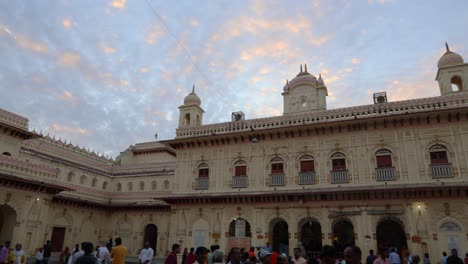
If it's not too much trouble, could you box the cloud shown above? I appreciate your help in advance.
[99,43,117,54]
[139,67,149,74]
[109,0,126,9]
[57,51,81,67]
[56,91,80,106]
[0,24,13,37]
[16,34,48,53]
[62,19,72,28]
[146,23,165,45]
[49,123,90,135]
[351,58,361,65]
[307,35,330,46]
[189,18,200,27]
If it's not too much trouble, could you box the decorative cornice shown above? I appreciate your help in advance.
[0,108,29,129]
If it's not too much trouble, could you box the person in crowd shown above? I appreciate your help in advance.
[292,248,307,264]
[187,248,196,264]
[194,247,208,264]
[60,247,71,264]
[72,245,80,256]
[265,243,272,253]
[367,250,378,264]
[447,249,463,264]
[182,248,189,264]
[71,243,85,264]
[442,253,448,264]
[213,250,224,264]
[228,247,242,264]
[6,243,26,264]
[423,253,430,264]
[258,249,273,264]
[463,254,468,264]
[76,242,97,264]
[42,241,51,264]
[165,244,180,264]
[0,241,11,264]
[35,248,43,264]
[409,254,421,264]
[277,254,288,264]
[344,246,362,264]
[320,245,337,264]
[248,247,256,259]
[374,248,390,264]
[110,238,127,264]
[389,248,401,264]
[139,242,154,264]
[208,246,216,264]
[96,243,111,264]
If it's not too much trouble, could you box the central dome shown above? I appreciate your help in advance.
[283,65,317,91]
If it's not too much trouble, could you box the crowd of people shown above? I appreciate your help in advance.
[1,239,468,264]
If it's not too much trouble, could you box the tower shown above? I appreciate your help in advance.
[282,64,328,115]
[436,43,468,95]
[178,85,204,128]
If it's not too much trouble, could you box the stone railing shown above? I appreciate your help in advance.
[269,174,285,186]
[176,93,468,138]
[232,175,248,188]
[331,170,349,183]
[195,178,209,190]
[0,108,29,129]
[375,167,396,181]
[298,171,316,185]
[430,164,453,178]
[0,155,57,178]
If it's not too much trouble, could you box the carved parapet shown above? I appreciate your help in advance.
[0,155,57,178]
[0,108,29,129]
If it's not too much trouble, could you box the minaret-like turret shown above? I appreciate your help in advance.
[178,85,204,128]
[436,43,468,95]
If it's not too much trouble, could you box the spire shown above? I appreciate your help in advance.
[319,73,322,79]
[192,84,195,93]
[445,42,450,52]
[300,64,303,72]
[304,64,308,73]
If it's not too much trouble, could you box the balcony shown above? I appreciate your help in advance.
[298,171,317,185]
[269,174,285,186]
[375,167,396,181]
[195,178,209,190]
[430,164,453,178]
[330,170,349,183]
[232,175,248,188]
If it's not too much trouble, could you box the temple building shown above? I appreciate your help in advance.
[1,45,468,261]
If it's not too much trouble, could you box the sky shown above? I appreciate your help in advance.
[0,0,467,157]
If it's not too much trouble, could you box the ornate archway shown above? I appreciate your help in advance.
[376,218,407,251]
[144,224,158,251]
[269,218,289,254]
[0,204,17,243]
[299,219,322,257]
[228,218,251,237]
[332,219,355,253]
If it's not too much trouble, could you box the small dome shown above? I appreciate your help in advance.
[183,86,201,106]
[283,65,317,91]
[438,44,464,68]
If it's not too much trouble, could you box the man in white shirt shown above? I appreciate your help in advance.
[139,242,154,264]
[389,248,401,264]
[97,244,111,264]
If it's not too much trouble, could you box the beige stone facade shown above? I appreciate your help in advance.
[1,46,468,262]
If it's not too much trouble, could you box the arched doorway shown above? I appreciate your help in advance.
[0,204,16,243]
[193,218,209,249]
[144,224,158,251]
[270,218,289,254]
[299,219,322,259]
[228,218,251,237]
[332,219,355,254]
[376,218,407,251]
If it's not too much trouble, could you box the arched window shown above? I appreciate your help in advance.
[271,157,284,174]
[429,144,449,164]
[117,183,122,192]
[91,178,97,187]
[67,172,74,182]
[234,160,247,176]
[185,113,191,126]
[228,218,252,237]
[140,181,145,191]
[198,163,209,178]
[2,152,11,156]
[331,152,346,171]
[196,115,200,125]
[164,180,170,190]
[102,181,108,190]
[451,76,463,92]
[299,155,315,172]
[80,175,87,185]
[152,181,157,190]
[440,222,462,231]
[128,182,133,191]
[375,149,392,168]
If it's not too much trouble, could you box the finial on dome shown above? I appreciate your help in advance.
[192,84,195,93]
[304,64,308,73]
[445,42,450,52]
[319,73,322,79]
[300,64,303,72]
